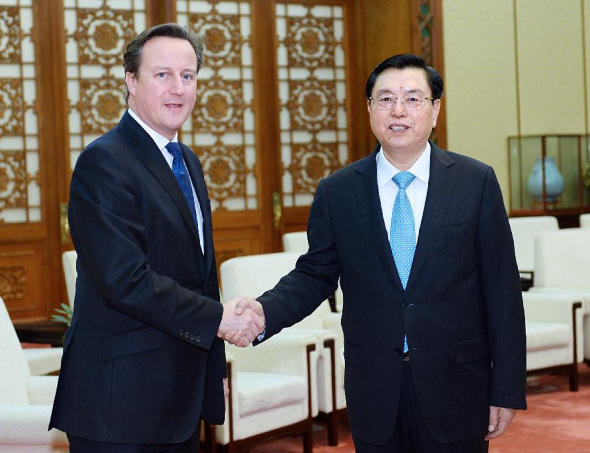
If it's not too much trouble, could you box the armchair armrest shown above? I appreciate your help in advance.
[227,332,318,375]
[0,405,68,446]
[523,292,584,323]
[27,376,59,406]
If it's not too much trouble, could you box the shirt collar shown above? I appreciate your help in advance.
[376,142,431,188]
[128,108,178,151]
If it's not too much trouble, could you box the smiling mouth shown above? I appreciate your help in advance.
[390,125,408,132]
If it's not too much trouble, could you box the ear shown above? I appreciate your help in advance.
[431,98,441,128]
[125,72,137,97]
[366,98,372,115]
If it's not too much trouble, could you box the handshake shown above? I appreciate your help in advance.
[217,297,266,347]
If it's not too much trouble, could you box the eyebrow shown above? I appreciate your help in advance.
[375,88,425,95]
[151,65,197,74]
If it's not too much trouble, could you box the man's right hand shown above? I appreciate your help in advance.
[218,297,265,347]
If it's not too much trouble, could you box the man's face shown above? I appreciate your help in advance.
[367,67,440,161]
[126,36,198,140]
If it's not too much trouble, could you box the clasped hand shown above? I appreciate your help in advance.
[217,297,265,347]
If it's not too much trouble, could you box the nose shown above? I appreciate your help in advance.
[390,98,407,117]
[169,75,185,95]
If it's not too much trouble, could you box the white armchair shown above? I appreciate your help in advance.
[523,292,584,391]
[220,252,346,446]
[580,213,590,229]
[2,299,62,377]
[531,228,590,364]
[508,215,558,281]
[0,296,68,451]
[62,250,77,309]
[204,333,318,453]
[282,231,343,311]
[282,231,309,254]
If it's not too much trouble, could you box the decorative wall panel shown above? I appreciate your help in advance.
[177,0,258,212]
[276,2,349,208]
[64,0,146,170]
[0,0,41,223]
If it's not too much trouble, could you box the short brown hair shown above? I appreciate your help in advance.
[123,23,204,101]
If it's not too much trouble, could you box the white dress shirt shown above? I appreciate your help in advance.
[128,108,205,252]
[376,142,431,242]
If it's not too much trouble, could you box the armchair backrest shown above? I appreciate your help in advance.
[0,296,31,405]
[62,250,77,308]
[220,252,329,330]
[508,216,559,272]
[221,252,300,299]
[534,228,590,292]
[282,232,308,253]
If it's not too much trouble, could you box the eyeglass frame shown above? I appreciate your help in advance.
[368,94,438,111]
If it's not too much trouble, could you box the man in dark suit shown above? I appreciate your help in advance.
[233,54,527,452]
[49,24,264,452]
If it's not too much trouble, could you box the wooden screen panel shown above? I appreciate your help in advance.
[177,0,258,213]
[0,1,41,224]
[64,0,147,171]
[276,1,350,209]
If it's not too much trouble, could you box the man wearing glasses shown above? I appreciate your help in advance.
[231,54,527,452]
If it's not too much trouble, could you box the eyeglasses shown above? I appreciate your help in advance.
[369,94,436,111]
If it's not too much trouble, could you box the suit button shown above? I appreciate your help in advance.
[195,336,201,343]
[179,330,184,336]
[185,332,190,339]
[190,335,195,341]
[402,303,415,310]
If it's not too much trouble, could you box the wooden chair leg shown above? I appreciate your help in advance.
[327,410,338,446]
[569,364,579,391]
[303,428,313,453]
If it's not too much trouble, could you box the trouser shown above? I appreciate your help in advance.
[353,361,489,453]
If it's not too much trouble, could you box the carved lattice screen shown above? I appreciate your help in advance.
[177,0,258,212]
[276,2,349,208]
[64,0,147,171]
[0,1,40,223]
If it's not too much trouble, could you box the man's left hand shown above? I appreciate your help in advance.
[485,406,516,440]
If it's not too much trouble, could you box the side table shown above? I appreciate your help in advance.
[13,320,68,347]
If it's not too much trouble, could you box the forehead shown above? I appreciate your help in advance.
[140,36,197,67]
[373,67,430,95]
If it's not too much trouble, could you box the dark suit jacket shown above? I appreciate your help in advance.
[258,143,527,445]
[49,112,226,444]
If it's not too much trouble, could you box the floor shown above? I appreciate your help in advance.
[246,364,590,452]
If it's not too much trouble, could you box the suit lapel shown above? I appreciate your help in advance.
[351,146,403,291]
[119,113,203,249]
[406,143,456,290]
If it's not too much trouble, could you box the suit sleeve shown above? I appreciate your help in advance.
[69,143,223,351]
[478,167,527,410]
[257,179,341,339]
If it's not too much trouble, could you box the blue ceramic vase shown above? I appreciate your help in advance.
[526,157,564,202]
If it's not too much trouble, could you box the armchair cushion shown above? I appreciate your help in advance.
[526,322,569,351]
[238,372,306,417]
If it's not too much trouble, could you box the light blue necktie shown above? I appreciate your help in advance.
[166,142,199,230]
[390,171,416,353]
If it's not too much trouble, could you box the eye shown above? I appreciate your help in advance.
[378,96,393,103]
[406,96,420,103]
[181,73,196,82]
[156,72,168,79]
